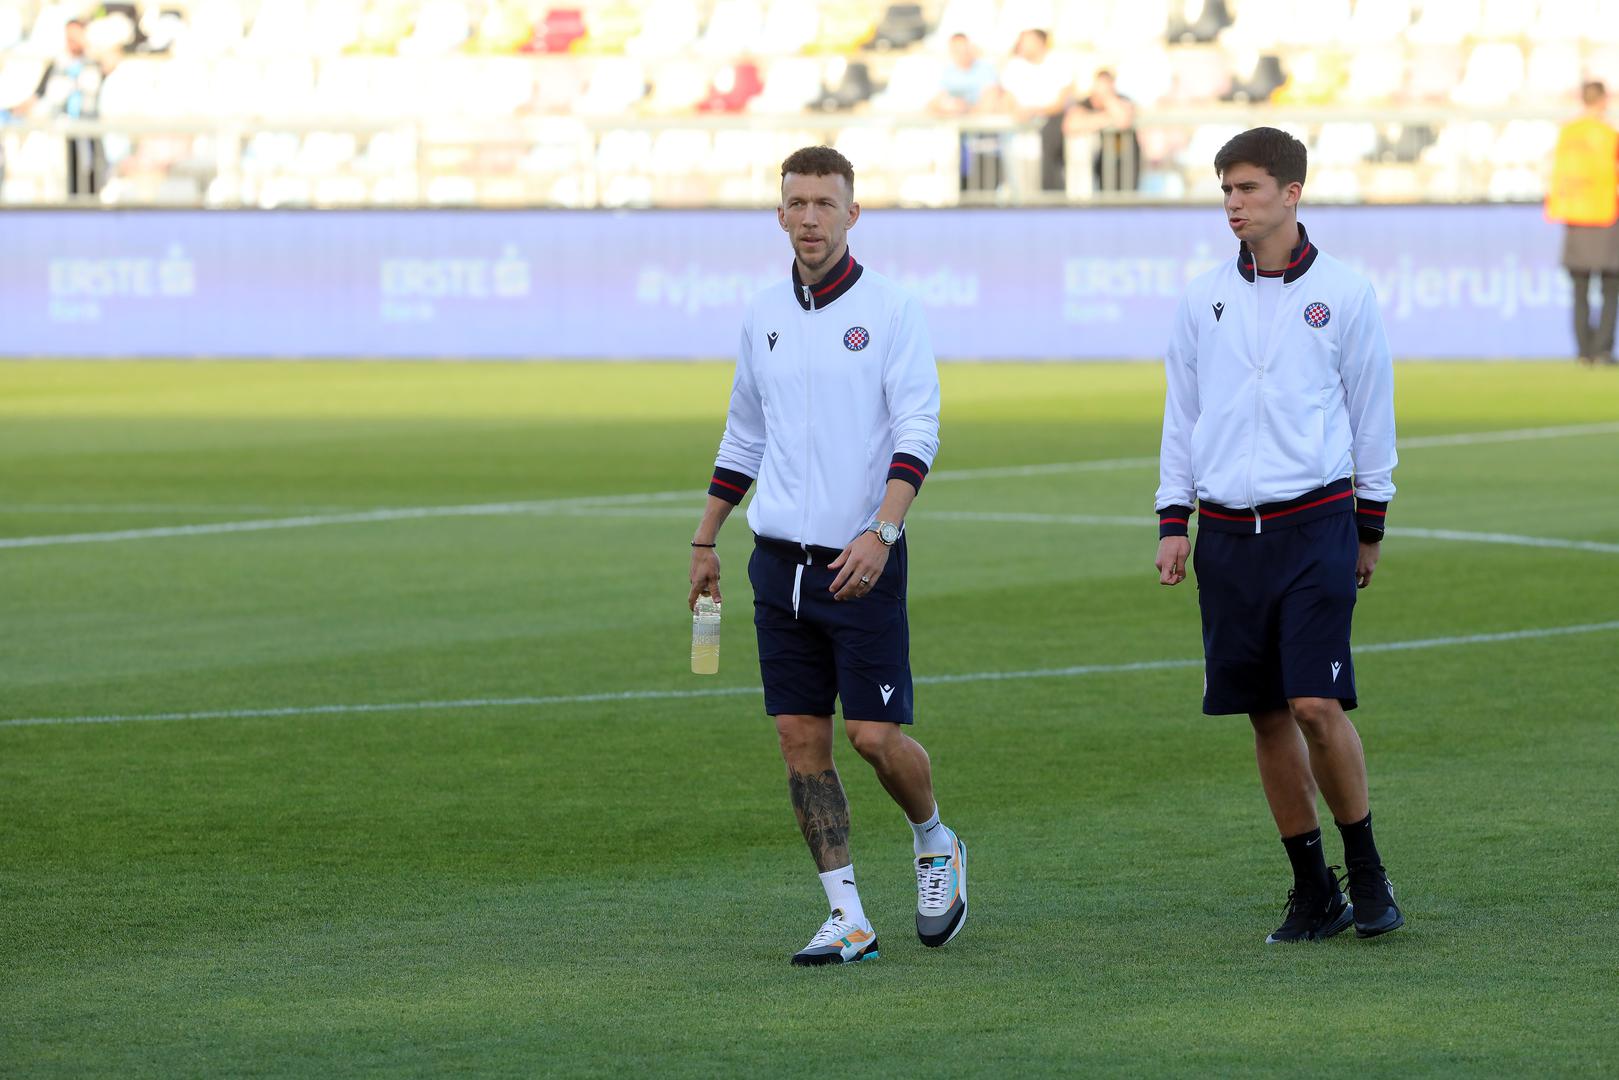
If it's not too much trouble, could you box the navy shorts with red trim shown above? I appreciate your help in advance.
[1193,508,1359,715]
[748,534,913,724]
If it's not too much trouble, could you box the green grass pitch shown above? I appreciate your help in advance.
[2,360,1617,1078]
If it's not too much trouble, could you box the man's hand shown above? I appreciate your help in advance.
[828,531,891,601]
[688,547,722,609]
[1155,536,1191,586]
[1356,541,1380,589]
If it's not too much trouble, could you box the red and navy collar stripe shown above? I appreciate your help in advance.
[792,248,863,311]
[1237,222,1317,284]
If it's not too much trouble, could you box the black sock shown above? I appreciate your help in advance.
[1336,811,1382,869]
[1281,827,1333,895]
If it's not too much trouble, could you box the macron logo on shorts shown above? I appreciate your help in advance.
[1331,661,1342,683]
[880,684,895,705]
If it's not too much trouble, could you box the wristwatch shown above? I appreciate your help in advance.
[868,520,901,546]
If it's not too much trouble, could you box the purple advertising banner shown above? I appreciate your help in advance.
[0,205,1571,359]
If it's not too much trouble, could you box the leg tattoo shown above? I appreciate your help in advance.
[787,768,851,872]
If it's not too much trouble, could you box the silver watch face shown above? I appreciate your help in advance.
[877,521,900,545]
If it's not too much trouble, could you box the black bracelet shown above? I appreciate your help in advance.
[691,542,716,548]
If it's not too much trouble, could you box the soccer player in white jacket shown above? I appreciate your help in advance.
[688,147,967,966]
[1154,128,1405,943]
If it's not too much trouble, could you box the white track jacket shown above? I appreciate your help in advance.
[1155,225,1397,539]
[708,250,941,551]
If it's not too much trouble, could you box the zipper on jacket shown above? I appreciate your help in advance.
[800,284,814,544]
[1248,362,1264,534]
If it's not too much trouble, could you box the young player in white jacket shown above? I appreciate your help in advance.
[1154,128,1405,943]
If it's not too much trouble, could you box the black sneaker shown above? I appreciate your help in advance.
[1265,869,1354,944]
[1347,863,1405,938]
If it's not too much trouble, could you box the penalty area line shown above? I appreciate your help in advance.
[4,620,1616,730]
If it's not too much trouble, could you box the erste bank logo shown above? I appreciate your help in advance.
[380,244,531,323]
[48,243,196,323]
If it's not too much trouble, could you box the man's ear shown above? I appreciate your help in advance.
[847,201,861,230]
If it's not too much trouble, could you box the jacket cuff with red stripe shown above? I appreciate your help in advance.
[1355,498,1388,543]
[1158,505,1193,539]
[708,466,754,505]
[888,453,929,491]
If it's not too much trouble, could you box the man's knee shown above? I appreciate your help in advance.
[844,718,900,762]
[776,714,833,767]
[1249,708,1294,740]
[1288,697,1345,741]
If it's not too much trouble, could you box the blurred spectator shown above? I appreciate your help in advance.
[16,19,110,196]
[930,32,999,115]
[999,28,1070,191]
[931,32,1002,193]
[1547,80,1619,365]
[1064,69,1140,192]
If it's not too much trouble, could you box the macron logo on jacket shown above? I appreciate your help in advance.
[707,250,942,551]
[1155,224,1397,541]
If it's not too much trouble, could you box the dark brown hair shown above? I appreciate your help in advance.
[1213,126,1308,189]
[780,146,855,197]
[1584,80,1608,105]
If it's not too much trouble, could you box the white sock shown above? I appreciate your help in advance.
[818,865,866,925]
[910,804,948,856]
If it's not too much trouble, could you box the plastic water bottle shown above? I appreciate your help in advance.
[691,593,721,675]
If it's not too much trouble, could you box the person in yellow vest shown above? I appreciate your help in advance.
[1547,81,1619,365]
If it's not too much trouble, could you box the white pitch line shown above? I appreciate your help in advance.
[5,619,1615,730]
[1397,420,1619,448]
[1392,527,1619,555]
[0,489,695,550]
[3,421,1615,551]
[1,503,358,515]
[922,511,1619,555]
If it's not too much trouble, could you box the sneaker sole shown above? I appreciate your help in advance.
[790,938,880,966]
[1355,910,1405,939]
[917,837,968,948]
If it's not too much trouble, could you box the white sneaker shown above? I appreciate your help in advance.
[790,908,880,966]
[915,827,968,947]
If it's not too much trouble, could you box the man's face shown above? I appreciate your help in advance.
[1016,31,1045,62]
[778,171,859,276]
[1220,162,1300,244]
[65,22,86,55]
[949,36,972,68]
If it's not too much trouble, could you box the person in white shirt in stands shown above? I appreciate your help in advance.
[688,146,968,967]
[1154,127,1406,945]
[998,28,1071,191]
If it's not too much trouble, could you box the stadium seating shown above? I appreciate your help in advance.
[0,0,1608,207]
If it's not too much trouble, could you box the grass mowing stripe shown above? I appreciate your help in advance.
[504,506,1619,556]
[5,420,1614,551]
[6,619,1615,731]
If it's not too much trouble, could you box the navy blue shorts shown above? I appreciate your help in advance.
[748,534,913,724]
[1193,511,1359,715]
